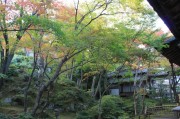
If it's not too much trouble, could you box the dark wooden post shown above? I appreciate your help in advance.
[170,62,179,105]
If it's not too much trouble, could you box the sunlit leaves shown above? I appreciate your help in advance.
[121,0,144,11]
[19,15,65,39]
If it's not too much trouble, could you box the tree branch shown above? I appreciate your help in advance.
[75,1,108,30]
[60,59,92,74]
[77,0,112,34]
[74,0,79,25]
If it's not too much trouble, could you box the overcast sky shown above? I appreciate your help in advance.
[60,0,170,33]
[156,18,169,33]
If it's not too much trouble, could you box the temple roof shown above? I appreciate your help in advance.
[147,0,180,39]
[147,0,180,66]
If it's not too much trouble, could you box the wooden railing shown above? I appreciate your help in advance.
[146,105,176,118]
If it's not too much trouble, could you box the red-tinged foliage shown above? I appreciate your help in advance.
[54,3,75,22]
[0,0,76,25]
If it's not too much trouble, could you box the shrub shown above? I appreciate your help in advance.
[0,113,13,119]
[51,79,94,111]
[122,97,134,116]
[12,94,34,106]
[76,95,129,119]
[0,73,8,79]
[76,111,92,119]
[17,113,34,119]
[144,98,157,107]
[6,68,19,77]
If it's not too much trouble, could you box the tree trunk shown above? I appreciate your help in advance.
[0,50,4,73]
[41,88,50,113]
[170,62,179,104]
[141,92,145,115]
[91,76,96,96]
[169,78,173,102]
[78,62,83,87]
[94,78,100,98]
[0,78,4,90]
[134,93,137,116]
[32,55,68,116]
[1,54,14,74]
[32,85,45,115]
[172,85,179,104]
[133,69,138,116]
[24,51,38,112]
[66,65,69,79]
[98,74,102,119]
[70,59,75,81]
[0,53,14,89]
[148,77,152,95]
[24,78,32,112]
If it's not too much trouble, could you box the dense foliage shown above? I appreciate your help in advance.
[76,95,129,119]
[51,79,94,111]
[0,0,173,118]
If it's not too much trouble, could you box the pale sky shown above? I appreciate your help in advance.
[144,0,170,33]
[60,0,170,33]
[156,18,170,33]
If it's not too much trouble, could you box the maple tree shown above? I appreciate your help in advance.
[0,0,171,118]
[0,0,65,88]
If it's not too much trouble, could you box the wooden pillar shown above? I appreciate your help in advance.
[170,61,179,105]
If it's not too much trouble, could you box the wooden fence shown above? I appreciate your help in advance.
[145,105,176,118]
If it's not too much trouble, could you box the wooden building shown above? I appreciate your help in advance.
[108,69,169,96]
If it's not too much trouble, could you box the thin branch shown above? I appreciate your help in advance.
[45,72,51,80]
[102,11,135,15]
[0,28,47,32]
[51,49,86,80]
[85,1,93,20]
[60,59,92,74]
[77,1,111,34]
[67,48,86,60]
[75,1,103,30]
[74,0,79,25]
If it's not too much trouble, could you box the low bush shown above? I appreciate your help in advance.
[51,79,94,111]
[0,113,13,119]
[76,95,129,119]
[17,113,34,119]
[12,94,34,106]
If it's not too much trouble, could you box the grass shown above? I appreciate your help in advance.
[61,112,76,119]
[0,76,76,119]
[0,106,76,119]
[0,106,23,117]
